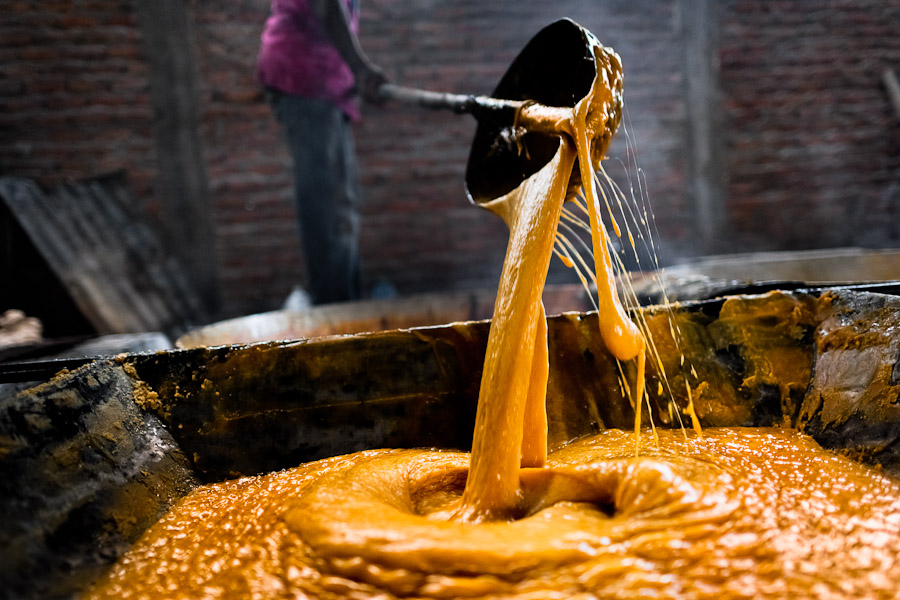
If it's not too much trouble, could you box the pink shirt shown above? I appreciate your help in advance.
[257,0,361,120]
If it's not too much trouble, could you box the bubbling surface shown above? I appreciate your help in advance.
[89,428,900,599]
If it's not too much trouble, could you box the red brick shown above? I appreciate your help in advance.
[4,0,900,319]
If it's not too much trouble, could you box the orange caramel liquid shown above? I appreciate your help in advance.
[89,428,900,599]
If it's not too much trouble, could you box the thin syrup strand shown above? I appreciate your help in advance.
[600,173,688,436]
[621,114,702,435]
[556,231,599,291]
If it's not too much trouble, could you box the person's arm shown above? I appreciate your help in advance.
[310,0,386,103]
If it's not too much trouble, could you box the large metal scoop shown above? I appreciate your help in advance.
[377,18,622,206]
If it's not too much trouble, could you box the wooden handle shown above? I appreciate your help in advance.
[884,69,900,122]
[377,83,520,118]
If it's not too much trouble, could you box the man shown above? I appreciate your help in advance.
[257,0,385,304]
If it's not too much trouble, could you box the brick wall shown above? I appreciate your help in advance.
[719,0,900,250]
[3,1,899,321]
[190,1,299,317]
[1,1,158,213]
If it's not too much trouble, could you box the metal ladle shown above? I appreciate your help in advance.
[376,18,622,207]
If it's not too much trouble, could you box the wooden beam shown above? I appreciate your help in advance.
[681,0,728,253]
[135,1,219,316]
[883,69,900,122]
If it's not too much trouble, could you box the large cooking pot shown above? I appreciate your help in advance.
[632,247,900,303]
[176,285,591,348]
[3,286,900,598]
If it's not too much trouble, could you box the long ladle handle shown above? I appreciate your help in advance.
[377,83,520,119]
[377,83,572,134]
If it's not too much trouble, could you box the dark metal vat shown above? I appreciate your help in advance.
[2,286,900,598]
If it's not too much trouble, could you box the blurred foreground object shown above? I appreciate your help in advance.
[0,310,42,349]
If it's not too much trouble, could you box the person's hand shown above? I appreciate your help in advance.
[354,62,389,105]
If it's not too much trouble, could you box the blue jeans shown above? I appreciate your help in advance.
[270,91,362,304]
